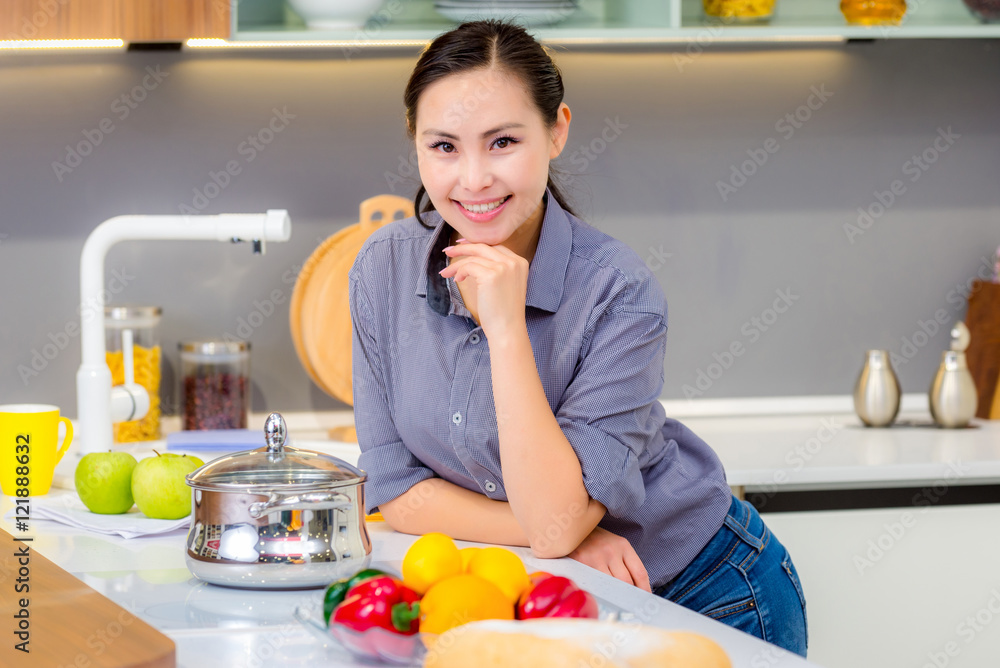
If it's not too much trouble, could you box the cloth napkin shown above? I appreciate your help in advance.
[5,494,189,539]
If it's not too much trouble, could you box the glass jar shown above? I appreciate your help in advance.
[840,0,907,25]
[703,0,776,22]
[180,340,250,430]
[961,0,1000,22]
[105,306,163,442]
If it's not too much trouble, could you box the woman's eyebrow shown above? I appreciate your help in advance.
[421,123,526,140]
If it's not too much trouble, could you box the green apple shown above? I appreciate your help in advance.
[75,451,138,514]
[131,452,204,520]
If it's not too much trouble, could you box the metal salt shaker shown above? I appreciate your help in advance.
[854,350,902,427]
[929,322,978,428]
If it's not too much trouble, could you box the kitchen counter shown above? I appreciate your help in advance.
[14,396,997,667]
[0,490,816,668]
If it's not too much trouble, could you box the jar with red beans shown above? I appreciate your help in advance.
[179,340,250,430]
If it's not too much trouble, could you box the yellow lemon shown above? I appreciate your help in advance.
[467,546,530,604]
[459,547,480,572]
[402,532,462,595]
[419,574,514,635]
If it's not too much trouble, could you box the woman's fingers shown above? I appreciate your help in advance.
[623,548,652,592]
[439,256,497,282]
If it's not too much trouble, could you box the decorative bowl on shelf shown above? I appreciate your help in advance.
[961,0,1000,22]
[286,0,386,29]
[702,0,777,23]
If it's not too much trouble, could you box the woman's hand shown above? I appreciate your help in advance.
[439,241,529,341]
[568,526,652,593]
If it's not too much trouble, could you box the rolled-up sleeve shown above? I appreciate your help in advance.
[555,286,667,517]
[350,265,436,513]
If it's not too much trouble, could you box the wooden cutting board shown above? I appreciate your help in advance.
[0,528,175,668]
[290,194,414,409]
[965,280,1000,419]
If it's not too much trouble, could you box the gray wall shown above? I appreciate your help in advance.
[1,40,998,418]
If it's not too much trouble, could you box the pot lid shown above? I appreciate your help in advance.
[186,412,366,491]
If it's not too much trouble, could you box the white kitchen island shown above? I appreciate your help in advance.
[0,489,816,668]
[9,397,999,668]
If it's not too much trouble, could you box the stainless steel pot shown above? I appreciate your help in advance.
[184,412,372,589]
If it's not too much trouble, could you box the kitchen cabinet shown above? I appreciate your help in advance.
[0,0,229,42]
[223,0,1000,47]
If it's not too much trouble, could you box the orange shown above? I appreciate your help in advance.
[401,532,463,595]
[419,574,514,635]
[467,546,530,604]
[459,547,480,572]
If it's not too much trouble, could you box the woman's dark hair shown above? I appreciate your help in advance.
[403,19,575,227]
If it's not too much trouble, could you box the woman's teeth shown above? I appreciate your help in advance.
[459,196,509,214]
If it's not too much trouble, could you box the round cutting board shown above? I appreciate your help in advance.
[290,194,414,406]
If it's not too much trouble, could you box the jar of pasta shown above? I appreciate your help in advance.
[179,340,250,431]
[703,0,776,22]
[840,0,906,25]
[105,306,162,442]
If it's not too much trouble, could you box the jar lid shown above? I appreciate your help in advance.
[180,340,250,355]
[105,305,162,328]
[186,412,365,492]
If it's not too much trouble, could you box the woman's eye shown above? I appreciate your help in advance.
[493,136,517,149]
[430,141,455,153]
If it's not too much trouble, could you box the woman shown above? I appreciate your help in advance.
[349,19,808,656]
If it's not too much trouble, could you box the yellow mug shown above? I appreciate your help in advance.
[0,404,74,497]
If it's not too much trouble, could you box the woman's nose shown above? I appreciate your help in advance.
[460,152,493,191]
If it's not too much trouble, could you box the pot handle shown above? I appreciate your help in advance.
[248,491,353,519]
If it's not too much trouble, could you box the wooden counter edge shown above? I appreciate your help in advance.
[1,527,175,668]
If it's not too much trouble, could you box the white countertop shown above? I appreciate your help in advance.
[1,490,817,668]
[21,396,997,667]
[253,399,1000,495]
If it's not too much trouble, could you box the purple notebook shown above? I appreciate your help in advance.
[165,429,262,452]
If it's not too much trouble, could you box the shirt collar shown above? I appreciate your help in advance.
[416,188,572,316]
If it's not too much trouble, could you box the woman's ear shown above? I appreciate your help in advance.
[549,103,572,159]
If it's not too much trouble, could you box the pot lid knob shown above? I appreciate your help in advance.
[264,412,287,453]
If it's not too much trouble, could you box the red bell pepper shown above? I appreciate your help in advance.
[517,572,599,620]
[331,575,421,636]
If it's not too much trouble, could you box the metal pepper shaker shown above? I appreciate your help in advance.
[854,350,902,427]
[929,322,978,428]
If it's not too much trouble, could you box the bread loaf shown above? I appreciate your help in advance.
[423,618,731,668]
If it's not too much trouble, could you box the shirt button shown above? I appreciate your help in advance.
[469,333,481,344]
[484,481,497,492]
[452,412,462,425]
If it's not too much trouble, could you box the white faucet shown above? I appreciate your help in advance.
[76,210,292,456]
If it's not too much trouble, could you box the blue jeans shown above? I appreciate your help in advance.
[655,495,808,657]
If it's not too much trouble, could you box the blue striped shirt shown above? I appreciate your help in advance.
[349,191,732,588]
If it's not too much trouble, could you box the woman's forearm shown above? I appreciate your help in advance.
[379,478,530,546]
[489,326,604,557]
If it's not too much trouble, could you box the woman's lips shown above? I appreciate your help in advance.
[453,195,511,222]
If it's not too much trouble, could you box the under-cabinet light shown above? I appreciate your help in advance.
[185,38,429,49]
[0,38,125,50]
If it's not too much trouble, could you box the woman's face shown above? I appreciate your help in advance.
[414,67,570,248]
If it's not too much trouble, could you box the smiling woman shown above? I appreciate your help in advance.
[347,19,808,657]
